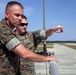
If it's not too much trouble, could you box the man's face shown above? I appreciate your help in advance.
[5,5,24,28]
[16,18,28,34]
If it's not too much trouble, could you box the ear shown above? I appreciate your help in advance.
[5,11,9,19]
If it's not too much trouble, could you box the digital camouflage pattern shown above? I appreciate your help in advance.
[16,30,42,75]
[0,19,20,75]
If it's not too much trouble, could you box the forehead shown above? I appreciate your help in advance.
[9,5,24,14]
[21,18,28,23]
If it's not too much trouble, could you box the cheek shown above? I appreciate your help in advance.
[9,16,15,23]
[19,26,23,30]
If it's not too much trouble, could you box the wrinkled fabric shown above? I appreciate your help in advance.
[16,31,42,75]
[0,19,20,75]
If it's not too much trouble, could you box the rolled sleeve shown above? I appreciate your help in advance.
[6,38,21,51]
[40,30,46,40]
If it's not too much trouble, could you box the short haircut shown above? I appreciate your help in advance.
[5,1,24,11]
[22,15,27,20]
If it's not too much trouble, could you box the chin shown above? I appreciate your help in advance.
[22,30,25,33]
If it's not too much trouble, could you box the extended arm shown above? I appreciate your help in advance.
[12,44,58,62]
[44,25,64,38]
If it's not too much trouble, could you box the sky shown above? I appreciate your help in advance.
[0,0,76,41]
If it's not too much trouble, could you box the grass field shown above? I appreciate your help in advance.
[57,43,76,50]
[36,43,76,52]
[36,43,54,52]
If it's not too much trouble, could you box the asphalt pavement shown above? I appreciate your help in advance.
[34,43,76,75]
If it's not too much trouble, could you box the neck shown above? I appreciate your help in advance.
[15,30,26,35]
[6,20,14,29]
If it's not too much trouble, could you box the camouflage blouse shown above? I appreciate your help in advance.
[16,31,42,75]
[0,19,20,75]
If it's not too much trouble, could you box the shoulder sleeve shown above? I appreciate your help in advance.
[33,30,47,40]
[6,38,21,51]
[0,24,21,51]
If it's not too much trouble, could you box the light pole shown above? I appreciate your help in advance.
[43,0,47,54]
[42,0,59,75]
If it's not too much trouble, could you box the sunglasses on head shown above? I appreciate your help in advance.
[20,23,28,26]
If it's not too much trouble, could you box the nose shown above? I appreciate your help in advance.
[24,25,27,28]
[19,16,22,21]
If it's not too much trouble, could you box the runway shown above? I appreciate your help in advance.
[34,43,76,75]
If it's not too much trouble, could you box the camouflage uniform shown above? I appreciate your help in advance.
[0,19,45,75]
[16,31,42,75]
[0,19,21,75]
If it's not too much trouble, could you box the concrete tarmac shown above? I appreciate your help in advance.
[34,43,76,75]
